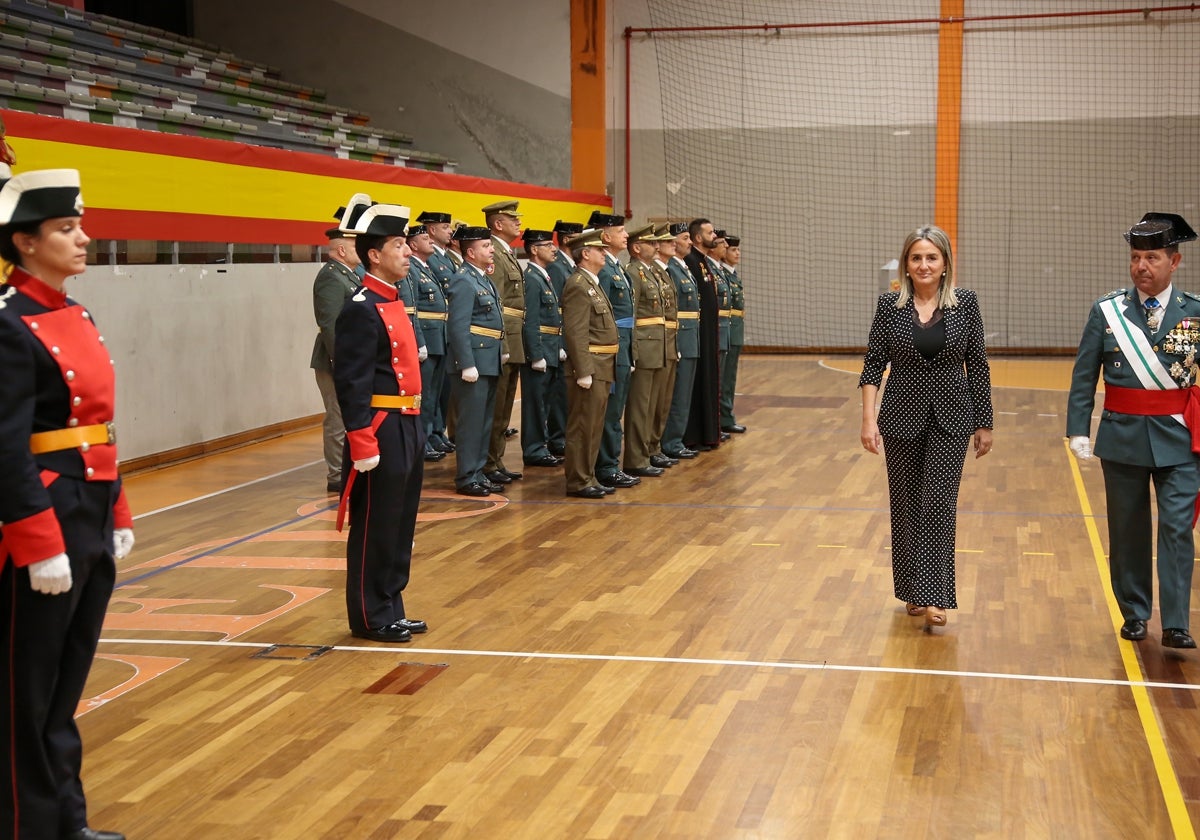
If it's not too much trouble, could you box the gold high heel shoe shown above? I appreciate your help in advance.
[906,603,927,616]
[925,606,947,627]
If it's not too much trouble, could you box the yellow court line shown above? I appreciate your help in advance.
[1065,440,1196,839]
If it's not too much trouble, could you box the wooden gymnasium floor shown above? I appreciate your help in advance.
[79,355,1200,839]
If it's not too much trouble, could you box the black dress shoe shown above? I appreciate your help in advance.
[484,479,504,492]
[502,468,523,480]
[1120,619,1148,641]
[665,448,697,460]
[67,830,126,840]
[719,431,731,441]
[1162,628,1197,648]
[650,454,676,468]
[457,482,491,497]
[600,484,616,494]
[722,423,747,433]
[326,483,342,494]
[568,486,607,499]
[548,444,566,456]
[504,426,518,438]
[435,435,456,452]
[391,618,428,634]
[424,447,446,462]
[626,465,664,477]
[484,470,513,484]
[598,472,640,488]
[351,625,413,643]
[524,454,562,467]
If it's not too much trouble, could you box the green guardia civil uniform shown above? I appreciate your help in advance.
[721,263,744,428]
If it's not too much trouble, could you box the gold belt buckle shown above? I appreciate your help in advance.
[105,421,116,445]
[413,395,422,411]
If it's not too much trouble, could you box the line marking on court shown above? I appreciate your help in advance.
[1066,439,1195,840]
[131,459,324,520]
[97,636,1200,694]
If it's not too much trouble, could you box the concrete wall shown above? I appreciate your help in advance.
[191,0,572,187]
[70,262,321,461]
[611,0,1200,348]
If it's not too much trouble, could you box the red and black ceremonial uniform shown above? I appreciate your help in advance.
[333,272,425,635]
[0,266,133,840]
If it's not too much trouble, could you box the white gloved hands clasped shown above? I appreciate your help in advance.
[1069,436,1092,460]
[28,553,71,595]
[354,455,381,472]
[113,527,135,560]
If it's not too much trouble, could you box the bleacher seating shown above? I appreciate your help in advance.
[0,0,456,171]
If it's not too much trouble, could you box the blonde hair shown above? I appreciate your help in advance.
[895,225,957,309]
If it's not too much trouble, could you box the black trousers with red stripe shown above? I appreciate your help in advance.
[1,478,117,840]
[344,412,425,634]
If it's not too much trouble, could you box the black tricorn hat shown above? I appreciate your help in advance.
[416,210,451,224]
[523,228,554,244]
[327,192,373,239]
[407,223,428,237]
[586,210,625,228]
[1124,212,1198,250]
[725,235,740,247]
[668,222,688,236]
[452,225,491,243]
[554,220,584,235]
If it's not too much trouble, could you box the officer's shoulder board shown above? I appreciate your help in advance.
[1184,291,1200,303]
[1098,289,1125,302]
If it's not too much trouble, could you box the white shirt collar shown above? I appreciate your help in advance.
[1139,285,1172,307]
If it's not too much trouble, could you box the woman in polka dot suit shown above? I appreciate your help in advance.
[859,226,993,628]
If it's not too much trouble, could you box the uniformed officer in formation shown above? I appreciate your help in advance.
[649,223,681,468]
[520,228,566,468]
[481,200,526,487]
[545,220,584,457]
[683,218,724,451]
[720,234,747,434]
[710,230,732,443]
[663,222,701,460]
[445,225,505,497]
[1067,212,1200,649]
[333,202,427,645]
[622,223,670,477]
[407,221,450,462]
[588,211,641,489]
[560,229,620,498]
[311,193,372,492]
[418,210,458,456]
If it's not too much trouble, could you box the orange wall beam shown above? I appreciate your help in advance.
[570,0,607,195]
[934,0,964,258]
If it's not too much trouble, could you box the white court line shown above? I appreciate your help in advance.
[99,636,1200,693]
[131,460,323,521]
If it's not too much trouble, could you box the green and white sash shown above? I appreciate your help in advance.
[1099,295,1185,424]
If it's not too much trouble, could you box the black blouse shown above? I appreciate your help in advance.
[912,309,946,360]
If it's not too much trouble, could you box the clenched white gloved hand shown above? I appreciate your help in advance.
[354,455,381,472]
[1069,436,1092,460]
[577,375,593,390]
[113,527,135,560]
[418,345,428,362]
[559,348,567,362]
[531,358,547,372]
[29,553,71,595]
[501,353,510,365]
[461,366,479,383]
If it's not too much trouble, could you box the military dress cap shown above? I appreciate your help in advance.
[565,228,605,250]
[725,235,740,247]
[554,220,584,235]
[406,223,428,237]
[416,210,451,224]
[327,192,373,239]
[626,223,655,242]
[650,223,673,241]
[712,229,727,241]
[482,199,521,217]
[352,203,411,238]
[453,225,492,243]
[668,222,688,236]
[1124,212,1198,250]
[0,169,83,226]
[587,210,625,228]
[523,228,554,244]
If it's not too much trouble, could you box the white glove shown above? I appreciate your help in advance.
[677,351,682,361]
[29,553,71,595]
[113,527,135,560]
[418,345,428,362]
[501,352,510,365]
[1069,436,1092,460]
[462,366,479,383]
[559,348,567,362]
[577,375,593,389]
[354,455,381,472]
[531,358,547,372]
[630,365,636,373]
